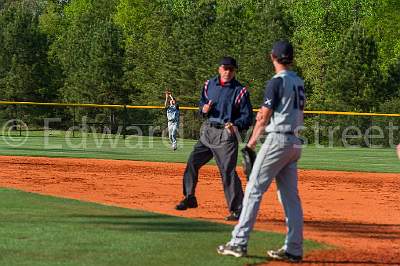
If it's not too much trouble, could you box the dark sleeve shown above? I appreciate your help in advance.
[176,104,179,110]
[198,80,209,117]
[233,90,253,130]
[262,77,283,110]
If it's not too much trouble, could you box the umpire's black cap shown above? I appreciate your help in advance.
[271,40,293,64]
[219,56,238,68]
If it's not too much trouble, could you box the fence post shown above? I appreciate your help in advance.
[73,106,76,138]
[16,104,22,137]
[123,105,127,139]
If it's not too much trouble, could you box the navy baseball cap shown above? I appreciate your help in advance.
[219,56,238,68]
[271,40,293,63]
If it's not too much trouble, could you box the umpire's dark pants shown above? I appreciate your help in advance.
[183,123,244,212]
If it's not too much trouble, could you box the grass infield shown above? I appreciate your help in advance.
[0,188,322,266]
[0,132,399,173]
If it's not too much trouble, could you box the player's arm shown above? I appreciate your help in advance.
[164,91,170,107]
[247,78,281,149]
[247,107,272,149]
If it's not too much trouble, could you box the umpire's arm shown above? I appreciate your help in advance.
[247,107,272,149]
[233,92,253,130]
[198,82,211,118]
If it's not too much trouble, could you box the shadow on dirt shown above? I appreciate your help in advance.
[260,218,400,240]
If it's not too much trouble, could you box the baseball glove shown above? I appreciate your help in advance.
[241,146,257,181]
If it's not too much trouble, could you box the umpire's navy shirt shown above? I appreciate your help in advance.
[199,75,253,130]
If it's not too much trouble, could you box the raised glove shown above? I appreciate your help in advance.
[241,146,256,181]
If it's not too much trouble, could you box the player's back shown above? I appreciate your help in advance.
[265,70,305,134]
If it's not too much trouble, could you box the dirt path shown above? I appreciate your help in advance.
[0,156,399,265]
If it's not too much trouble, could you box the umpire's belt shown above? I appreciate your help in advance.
[207,122,225,129]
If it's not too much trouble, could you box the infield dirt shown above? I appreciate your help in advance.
[0,156,399,265]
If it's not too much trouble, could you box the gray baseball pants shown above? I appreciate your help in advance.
[168,121,178,149]
[229,132,303,256]
[182,123,244,212]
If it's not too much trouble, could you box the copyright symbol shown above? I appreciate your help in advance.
[1,119,29,147]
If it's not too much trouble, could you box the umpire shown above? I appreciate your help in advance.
[175,56,253,221]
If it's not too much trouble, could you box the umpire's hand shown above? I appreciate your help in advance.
[202,100,213,114]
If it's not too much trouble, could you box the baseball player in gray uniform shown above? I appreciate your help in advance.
[165,91,180,151]
[217,40,305,263]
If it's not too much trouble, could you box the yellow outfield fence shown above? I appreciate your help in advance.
[0,100,399,147]
[1,101,400,117]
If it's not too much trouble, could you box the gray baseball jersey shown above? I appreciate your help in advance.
[166,104,180,124]
[263,70,305,133]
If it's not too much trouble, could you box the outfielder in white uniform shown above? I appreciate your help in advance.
[217,40,305,263]
[165,91,180,151]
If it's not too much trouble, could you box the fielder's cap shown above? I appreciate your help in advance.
[219,56,238,68]
[271,40,293,63]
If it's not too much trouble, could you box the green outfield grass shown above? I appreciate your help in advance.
[0,188,322,266]
[0,132,399,173]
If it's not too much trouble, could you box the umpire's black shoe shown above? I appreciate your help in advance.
[175,196,198,210]
[267,248,302,263]
[225,210,241,221]
[217,242,247,257]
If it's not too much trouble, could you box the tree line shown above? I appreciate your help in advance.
[0,0,399,144]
